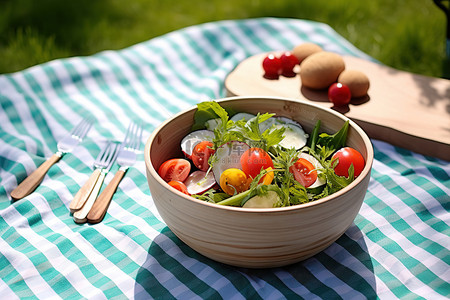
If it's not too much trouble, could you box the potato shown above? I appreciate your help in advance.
[338,70,370,97]
[292,43,323,63]
[299,52,345,89]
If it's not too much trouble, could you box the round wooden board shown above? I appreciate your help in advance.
[225,53,450,161]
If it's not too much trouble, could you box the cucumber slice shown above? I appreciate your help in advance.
[243,191,281,208]
[274,123,308,150]
[259,116,303,134]
[230,113,256,122]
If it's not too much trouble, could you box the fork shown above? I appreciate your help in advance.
[11,117,94,201]
[87,122,143,224]
[69,141,119,213]
[73,141,120,224]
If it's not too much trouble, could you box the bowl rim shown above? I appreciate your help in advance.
[145,96,374,213]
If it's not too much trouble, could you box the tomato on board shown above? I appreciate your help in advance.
[219,168,251,196]
[289,158,318,188]
[191,141,215,171]
[332,147,365,178]
[328,83,351,106]
[262,53,282,79]
[240,148,274,179]
[158,158,191,182]
[280,51,299,77]
[168,180,190,195]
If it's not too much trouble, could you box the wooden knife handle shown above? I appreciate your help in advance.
[69,168,101,213]
[87,169,125,224]
[10,153,61,201]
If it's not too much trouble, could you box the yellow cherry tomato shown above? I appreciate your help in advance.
[220,168,251,196]
[260,167,274,185]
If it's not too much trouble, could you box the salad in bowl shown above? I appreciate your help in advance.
[156,101,365,208]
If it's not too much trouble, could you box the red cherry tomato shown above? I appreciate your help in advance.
[158,158,191,182]
[191,141,215,171]
[168,180,190,195]
[289,158,317,188]
[240,147,274,179]
[262,53,281,79]
[328,83,351,106]
[331,147,365,178]
[280,51,299,77]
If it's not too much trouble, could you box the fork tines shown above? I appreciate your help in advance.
[99,141,118,166]
[71,117,95,140]
[124,122,143,151]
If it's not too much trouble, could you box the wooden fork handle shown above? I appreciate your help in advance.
[10,153,62,201]
[73,171,106,224]
[69,168,101,213]
[87,169,125,224]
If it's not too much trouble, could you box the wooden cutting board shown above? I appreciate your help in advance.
[225,53,450,161]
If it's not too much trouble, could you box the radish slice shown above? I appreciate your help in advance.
[184,171,216,195]
[212,141,250,184]
[181,130,214,159]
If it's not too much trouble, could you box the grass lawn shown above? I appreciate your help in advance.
[0,0,448,78]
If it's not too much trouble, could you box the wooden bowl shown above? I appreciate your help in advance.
[144,96,373,268]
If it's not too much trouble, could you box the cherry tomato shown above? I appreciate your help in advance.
[280,51,299,77]
[289,158,318,188]
[168,180,190,195]
[158,158,191,182]
[240,147,274,179]
[191,141,215,171]
[219,168,251,196]
[262,53,281,79]
[332,147,365,178]
[328,83,351,106]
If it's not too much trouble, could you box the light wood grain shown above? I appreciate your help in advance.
[86,170,125,224]
[145,96,374,268]
[73,172,105,224]
[11,153,62,200]
[69,168,101,213]
[225,53,450,161]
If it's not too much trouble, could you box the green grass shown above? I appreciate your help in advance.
[0,0,448,78]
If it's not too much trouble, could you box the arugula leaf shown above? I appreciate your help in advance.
[310,155,354,198]
[271,147,312,206]
[192,189,230,203]
[316,120,349,159]
[232,113,285,150]
[308,120,321,152]
[262,126,286,149]
[289,181,310,205]
[201,102,237,149]
[192,101,236,131]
